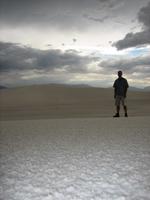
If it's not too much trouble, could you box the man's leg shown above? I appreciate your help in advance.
[113,96,120,117]
[117,105,120,114]
[124,105,128,117]
[122,97,128,117]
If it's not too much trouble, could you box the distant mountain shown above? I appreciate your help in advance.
[128,87,143,92]
[4,83,93,89]
[66,84,93,88]
[0,85,7,89]
[40,83,93,88]
[128,86,150,92]
[144,86,150,92]
[2,83,150,91]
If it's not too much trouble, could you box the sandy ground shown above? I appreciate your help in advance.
[0,85,150,199]
[0,85,150,120]
[0,117,150,200]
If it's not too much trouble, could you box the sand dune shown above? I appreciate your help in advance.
[0,84,150,120]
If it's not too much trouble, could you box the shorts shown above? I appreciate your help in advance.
[115,95,126,106]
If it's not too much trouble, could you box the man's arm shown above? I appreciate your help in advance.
[113,81,117,98]
[114,88,117,98]
[124,79,129,98]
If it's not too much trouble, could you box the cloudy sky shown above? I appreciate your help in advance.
[0,0,150,88]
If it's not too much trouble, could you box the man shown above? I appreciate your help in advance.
[113,71,129,117]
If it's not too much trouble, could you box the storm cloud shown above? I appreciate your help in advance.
[0,41,150,87]
[99,55,150,73]
[0,41,94,73]
[0,0,150,87]
[113,1,150,49]
[0,0,132,30]
[0,41,98,86]
[0,0,108,30]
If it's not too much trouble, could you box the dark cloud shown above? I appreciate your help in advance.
[99,55,150,76]
[0,42,37,72]
[48,14,88,31]
[83,14,110,23]
[73,38,77,43]
[46,44,53,47]
[97,0,125,11]
[113,1,150,49]
[0,41,97,86]
[0,0,98,30]
[97,0,116,6]
[0,41,93,73]
[0,0,127,30]
[113,30,150,50]
[0,41,150,87]
[138,1,150,28]
[2,41,149,76]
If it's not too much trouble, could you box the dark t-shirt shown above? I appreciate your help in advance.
[113,77,129,96]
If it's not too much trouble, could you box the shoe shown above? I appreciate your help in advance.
[113,113,120,117]
[125,113,128,117]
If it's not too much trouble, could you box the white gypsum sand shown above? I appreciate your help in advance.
[0,86,150,120]
[0,117,150,200]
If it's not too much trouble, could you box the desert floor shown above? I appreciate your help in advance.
[0,86,150,199]
[0,117,150,200]
[0,85,150,120]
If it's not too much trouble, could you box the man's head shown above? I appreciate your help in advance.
[118,70,122,78]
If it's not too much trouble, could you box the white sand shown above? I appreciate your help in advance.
[1,86,150,120]
[0,117,150,200]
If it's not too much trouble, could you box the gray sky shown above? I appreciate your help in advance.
[0,0,150,87]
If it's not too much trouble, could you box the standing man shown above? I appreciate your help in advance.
[113,71,129,117]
